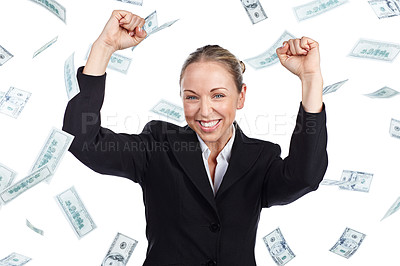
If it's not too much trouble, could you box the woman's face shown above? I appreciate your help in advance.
[180,61,246,146]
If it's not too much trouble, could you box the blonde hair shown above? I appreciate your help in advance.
[179,45,245,94]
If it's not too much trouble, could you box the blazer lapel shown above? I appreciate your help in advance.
[214,121,264,199]
[166,121,264,213]
[167,124,218,214]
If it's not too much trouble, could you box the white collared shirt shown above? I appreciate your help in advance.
[195,124,236,196]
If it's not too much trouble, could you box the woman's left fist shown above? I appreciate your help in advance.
[276,37,322,82]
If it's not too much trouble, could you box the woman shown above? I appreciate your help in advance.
[62,10,328,266]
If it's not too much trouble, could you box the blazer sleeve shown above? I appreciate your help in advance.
[62,66,155,184]
[261,102,328,208]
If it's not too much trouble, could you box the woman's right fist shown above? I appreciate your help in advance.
[97,10,147,52]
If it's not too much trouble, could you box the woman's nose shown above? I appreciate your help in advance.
[200,99,212,117]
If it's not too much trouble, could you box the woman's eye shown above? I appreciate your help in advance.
[214,94,225,98]
[185,95,197,100]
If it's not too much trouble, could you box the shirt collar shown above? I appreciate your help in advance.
[196,124,236,162]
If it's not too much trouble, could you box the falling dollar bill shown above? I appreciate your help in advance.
[0,166,52,205]
[368,0,400,19]
[349,39,400,62]
[151,19,179,35]
[30,128,74,183]
[55,186,97,239]
[151,99,185,122]
[0,87,31,119]
[320,179,349,186]
[0,252,31,265]
[143,10,159,35]
[33,36,58,58]
[390,118,400,138]
[245,31,296,69]
[26,219,44,236]
[364,86,399,98]
[28,0,66,23]
[294,0,348,21]
[240,0,268,24]
[101,233,138,266]
[338,170,373,193]
[108,53,132,74]
[84,44,91,60]
[0,45,13,66]
[381,196,400,221]
[0,91,4,100]
[322,174,367,189]
[132,11,179,51]
[330,228,366,259]
[0,163,17,192]
[263,228,295,266]
[114,0,143,5]
[323,79,348,95]
[64,52,79,100]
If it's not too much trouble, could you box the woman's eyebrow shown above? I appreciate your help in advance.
[183,88,228,94]
[183,89,198,94]
[210,87,228,92]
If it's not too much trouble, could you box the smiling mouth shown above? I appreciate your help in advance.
[197,119,222,130]
[199,119,220,127]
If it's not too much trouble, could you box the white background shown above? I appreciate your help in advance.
[0,0,400,265]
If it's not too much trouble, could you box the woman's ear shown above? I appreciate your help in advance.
[237,83,247,110]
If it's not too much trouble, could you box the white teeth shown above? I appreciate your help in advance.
[200,120,219,128]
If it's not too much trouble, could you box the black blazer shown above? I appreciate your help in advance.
[62,67,328,266]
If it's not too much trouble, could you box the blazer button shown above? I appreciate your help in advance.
[209,223,220,232]
[206,259,217,266]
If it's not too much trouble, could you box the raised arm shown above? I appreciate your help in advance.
[261,37,328,207]
[62,11,151,184]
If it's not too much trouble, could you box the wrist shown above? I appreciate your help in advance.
[301,74,323,113]
[301,74,323,89]
[83,40,115,76]
[92,39,116,58]
[299,72,323,84]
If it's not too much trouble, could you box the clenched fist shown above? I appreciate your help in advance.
[276,37,323,113]
[84,10,147,76]
[276,37,321,81]
[97,10,147,52]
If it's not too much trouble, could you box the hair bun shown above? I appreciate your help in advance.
[240,60,246,74]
